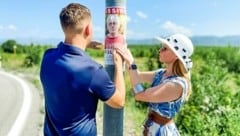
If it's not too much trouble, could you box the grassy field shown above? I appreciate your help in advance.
[1,45,240,135]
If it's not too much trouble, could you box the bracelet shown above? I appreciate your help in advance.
[133,83,145,94]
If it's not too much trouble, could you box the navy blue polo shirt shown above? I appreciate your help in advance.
[40,42,115,136]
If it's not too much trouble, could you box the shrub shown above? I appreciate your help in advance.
[23,45,42,67]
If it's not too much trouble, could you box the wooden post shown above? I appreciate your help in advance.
[13,45,17,54]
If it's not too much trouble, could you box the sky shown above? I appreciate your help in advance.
[1,0,240,42]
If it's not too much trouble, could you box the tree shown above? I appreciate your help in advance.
[23,45,41,67]
[1,39,18,53]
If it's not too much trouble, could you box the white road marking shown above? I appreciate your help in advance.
[0,71,32,136]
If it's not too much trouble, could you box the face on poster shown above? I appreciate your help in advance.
[104,7,126,65]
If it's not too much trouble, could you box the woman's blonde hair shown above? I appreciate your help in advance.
[172,59,192,100]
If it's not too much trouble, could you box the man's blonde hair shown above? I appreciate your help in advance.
[59,3,91,33]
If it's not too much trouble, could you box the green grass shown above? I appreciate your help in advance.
[3,45,240,135]
[1,53,26,70]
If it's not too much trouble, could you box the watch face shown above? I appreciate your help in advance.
[131,64,137,70]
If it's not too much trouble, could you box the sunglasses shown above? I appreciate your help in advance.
[160,44,168,51]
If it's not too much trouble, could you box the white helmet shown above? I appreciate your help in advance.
[156,33,194,71]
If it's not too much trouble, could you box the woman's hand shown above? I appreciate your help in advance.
[115,47,134,66]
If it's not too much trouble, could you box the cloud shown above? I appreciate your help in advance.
[0,24,17,31]
[8,25,17,31]
[136,11,147,19]
[0,24,18,39]
[161,21,192,36]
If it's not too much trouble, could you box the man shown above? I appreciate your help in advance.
[40,3,126,136]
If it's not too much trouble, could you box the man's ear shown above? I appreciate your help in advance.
[83,24,91,38]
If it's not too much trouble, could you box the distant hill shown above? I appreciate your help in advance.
[0,38,61,46]
[127,35,240,46]
[1,35,240,46]
[191,36,240,46]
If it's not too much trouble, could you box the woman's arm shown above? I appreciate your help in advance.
[135,81,183,103]
[138,71,156,83]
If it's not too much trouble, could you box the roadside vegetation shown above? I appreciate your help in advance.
[1,39,240,135]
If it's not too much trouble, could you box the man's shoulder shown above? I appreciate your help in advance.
[43,48,56,56]
[70,56,103,74]
[84,60,103,72]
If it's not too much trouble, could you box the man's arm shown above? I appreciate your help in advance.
[105,50,126,108]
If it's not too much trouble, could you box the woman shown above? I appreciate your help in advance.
[116,33,194,136]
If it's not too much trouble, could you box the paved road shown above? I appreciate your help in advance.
[0,71,25,136]
[0,70,43,136]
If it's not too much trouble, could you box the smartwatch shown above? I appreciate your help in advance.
[129,64,137,70]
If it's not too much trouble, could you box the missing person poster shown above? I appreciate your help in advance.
[104,0,126,65]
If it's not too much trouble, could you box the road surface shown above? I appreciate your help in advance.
[0,70,43,136]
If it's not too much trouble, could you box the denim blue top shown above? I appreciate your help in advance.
[149,69,188,119]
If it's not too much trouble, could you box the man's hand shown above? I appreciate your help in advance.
[87,41,104,50]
